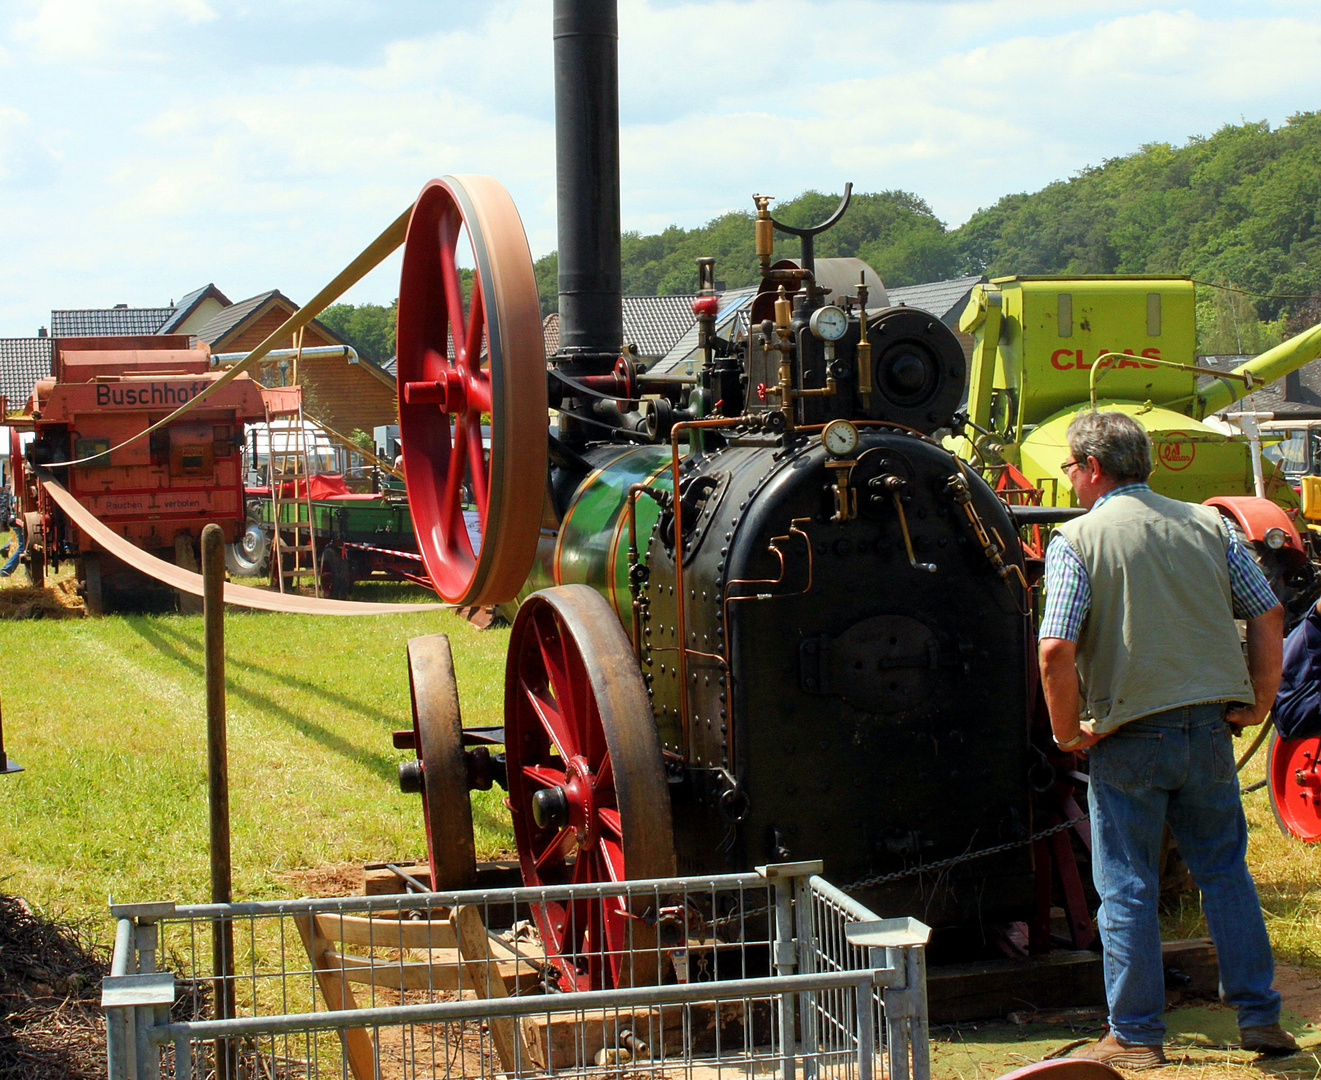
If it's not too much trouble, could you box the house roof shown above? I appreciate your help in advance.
[0,338,54,410]
[1201,354,1321,418]
[622,295,704,359]
[542,314,560,357]
[193,289,283,346]
[380,356,397,377]
[542,295,713,362]
[50,306,173,337]
[649,287,759,376]
[884,275,987,326]
[159,283,232,333]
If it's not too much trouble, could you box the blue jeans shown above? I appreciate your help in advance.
[1088,702,1280,1044]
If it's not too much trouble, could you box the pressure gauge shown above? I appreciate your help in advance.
[822,419,860,458]
[810,305,849,341]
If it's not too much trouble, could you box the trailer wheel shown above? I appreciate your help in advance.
[319,547,354,600]
[1267,730,1321,842]
[405,634,478,888]
[24,513,44,588]
[396,175,547,607]
[504,585,676,991]
[225,522,269,578]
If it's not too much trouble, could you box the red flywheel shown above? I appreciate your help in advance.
[396,175,547,605]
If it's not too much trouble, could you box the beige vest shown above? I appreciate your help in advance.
[1056,488,1252,733]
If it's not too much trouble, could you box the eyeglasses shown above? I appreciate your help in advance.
[1060,458,1083,473]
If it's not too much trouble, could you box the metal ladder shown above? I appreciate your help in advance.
[264,396,321,597]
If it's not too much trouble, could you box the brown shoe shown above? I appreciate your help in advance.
[1070,1032,1168,1070]
[1240,1023,1300,1056]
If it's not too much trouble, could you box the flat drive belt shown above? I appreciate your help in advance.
[43,480,449,616]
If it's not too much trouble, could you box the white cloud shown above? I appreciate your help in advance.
[3,0,1321,334]
[10,0,217,60]
[0,104,61,189]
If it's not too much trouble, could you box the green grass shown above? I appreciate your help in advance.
[1161,742,1321,970]
[0,585,513,943]
[2,572,1318,988]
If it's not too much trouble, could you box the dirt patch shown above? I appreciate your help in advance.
[277,862,366,897]
[933,961,1321,1080]
[1275,961,1321,1023]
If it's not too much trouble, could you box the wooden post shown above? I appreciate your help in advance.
[203,524,236,1080]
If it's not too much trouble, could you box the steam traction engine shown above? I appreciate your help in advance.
[391,0,1073,991]
[15,334,270,613]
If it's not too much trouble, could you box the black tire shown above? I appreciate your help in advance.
[320,547,354,600]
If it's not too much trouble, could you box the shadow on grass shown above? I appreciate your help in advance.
[121,617,401,784]
[129,615,410,728]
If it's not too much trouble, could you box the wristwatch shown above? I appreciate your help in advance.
[1055,731,1086,751]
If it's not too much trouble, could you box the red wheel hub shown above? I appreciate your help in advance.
[1269,732,1321,842]
[504,586,675,991]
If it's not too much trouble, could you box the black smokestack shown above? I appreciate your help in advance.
[553,0,622,368]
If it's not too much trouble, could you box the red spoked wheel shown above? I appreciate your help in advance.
[504,585,675,991]
[1267,730,1321,842]
[396,175,548,606]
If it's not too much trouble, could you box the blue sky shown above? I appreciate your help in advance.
[2,0,1320,337]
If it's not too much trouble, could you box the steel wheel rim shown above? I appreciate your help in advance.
[396,175,547,606]
[408,634,478,887]
[1268,730,1321,842]
[504,585,675,990]
[226,522,268,577]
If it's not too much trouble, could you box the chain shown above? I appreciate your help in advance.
[842,814,1087,892]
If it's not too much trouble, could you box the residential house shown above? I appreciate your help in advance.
[194,290,397,438]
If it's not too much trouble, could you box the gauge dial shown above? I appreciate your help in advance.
[810,305,849,341]
[822,419,860,458]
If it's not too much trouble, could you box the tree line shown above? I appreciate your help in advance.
[321,112,1321,360]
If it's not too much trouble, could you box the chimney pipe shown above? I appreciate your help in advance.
[553,0,622,370]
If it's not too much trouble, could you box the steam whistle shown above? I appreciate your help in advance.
[753,195,775,278]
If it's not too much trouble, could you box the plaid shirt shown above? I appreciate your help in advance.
[1039,482,1280,642]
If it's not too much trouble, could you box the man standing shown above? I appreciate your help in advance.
[1038,410,1297,1067]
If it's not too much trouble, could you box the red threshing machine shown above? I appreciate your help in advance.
[13,334,276,613]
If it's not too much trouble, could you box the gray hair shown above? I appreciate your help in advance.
[1066,411,1152,483]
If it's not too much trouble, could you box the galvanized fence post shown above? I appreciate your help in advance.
[902,936,931,1080]
[854,972,875,1080]
[845,916,932,1080]
[792,863,823,1080]
[105,917,135,1080]
[104,903,179,1080]
[761,860,822,1080]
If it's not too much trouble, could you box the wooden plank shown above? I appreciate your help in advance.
[927,940,1219,1024]
[320,952,463,992]
[452,904,533,1073]
[521,1000,773,1070]
[293,913,378,1080]
[315,911,457,951]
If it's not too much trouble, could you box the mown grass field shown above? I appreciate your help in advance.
[0,581,513,937]
[0,574,1317,1080]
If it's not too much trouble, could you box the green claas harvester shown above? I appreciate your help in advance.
[950,275,1321,558]
[948,275,1321,840]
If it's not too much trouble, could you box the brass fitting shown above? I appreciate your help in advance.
[753,195,774,277]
